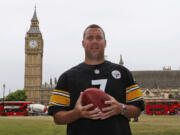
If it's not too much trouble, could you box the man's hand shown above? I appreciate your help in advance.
[54,92,103,124]
[101,95,122,120]
[74,92,103,120]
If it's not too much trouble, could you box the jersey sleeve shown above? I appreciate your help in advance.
[124,68,144,111]
[48,73,71,115]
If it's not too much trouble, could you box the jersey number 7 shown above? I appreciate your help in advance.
[91,79,107,91]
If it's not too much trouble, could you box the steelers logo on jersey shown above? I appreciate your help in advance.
[111,70,121,79]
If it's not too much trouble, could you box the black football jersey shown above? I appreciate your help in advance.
[48,61,144,135]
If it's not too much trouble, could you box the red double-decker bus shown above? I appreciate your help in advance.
[145,100,180,115]
[0,101,32,116]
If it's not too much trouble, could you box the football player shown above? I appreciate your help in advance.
[48,24,144,135]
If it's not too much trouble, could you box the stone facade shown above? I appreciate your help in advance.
[120,55,180,100]
[132,70,180,89]
[132,70,180,100]
[24,8,53,105]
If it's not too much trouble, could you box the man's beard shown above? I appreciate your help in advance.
[85,49,104,61]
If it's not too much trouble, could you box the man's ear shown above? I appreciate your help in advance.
[104,40,107,48]
[82,40,85,48]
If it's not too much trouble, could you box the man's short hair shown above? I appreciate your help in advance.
[83,24,106,39]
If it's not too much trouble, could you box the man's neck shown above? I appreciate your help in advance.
[84,58,105,65]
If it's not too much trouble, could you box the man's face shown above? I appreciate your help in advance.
[82,28,106,61]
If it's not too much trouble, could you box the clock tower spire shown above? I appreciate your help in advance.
[28,6,40,33]
[24,7,43,104]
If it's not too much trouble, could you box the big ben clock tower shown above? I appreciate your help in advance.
[24,8,43,103]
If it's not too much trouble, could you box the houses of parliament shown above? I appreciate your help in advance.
[24,9,180,105]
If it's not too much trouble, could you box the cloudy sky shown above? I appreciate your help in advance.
[0,0,180,98]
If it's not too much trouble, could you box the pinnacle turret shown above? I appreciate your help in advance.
[31,6,38,22]
[27,6,40,34]
[119,54,124,66]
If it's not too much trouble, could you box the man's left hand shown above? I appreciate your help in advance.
[101,95,123,120]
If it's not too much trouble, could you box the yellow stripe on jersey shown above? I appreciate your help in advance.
[48,104,54,107]
[126,84,138,91]
[53,89,70,95]
[49,89,70,107]
[126,84,143,103]
[126,89,143,101]
[49,94,70,106]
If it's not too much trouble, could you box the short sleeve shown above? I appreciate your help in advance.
[124,68,144,111]
[48,73,71,115]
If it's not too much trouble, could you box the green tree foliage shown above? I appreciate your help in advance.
[5,90,27,101]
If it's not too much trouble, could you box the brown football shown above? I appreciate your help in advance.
[82,88,110,111]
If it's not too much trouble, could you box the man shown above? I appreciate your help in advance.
[48,24,144,135]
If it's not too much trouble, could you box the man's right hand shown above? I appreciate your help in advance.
[74,92,103,120]
[54,92,103,125]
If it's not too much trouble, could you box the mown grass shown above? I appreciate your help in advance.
[0,116,66,135]
[130,115,180,135]
[0,115,180,135]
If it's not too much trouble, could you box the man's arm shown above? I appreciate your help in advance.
[101,95,141,120]
[53,92,102,125]
[123,104,141,118]
[54,108,81,125]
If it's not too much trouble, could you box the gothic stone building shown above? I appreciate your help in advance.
[24,8,55,105]
[119,56,180,101]
[132,70,180,100]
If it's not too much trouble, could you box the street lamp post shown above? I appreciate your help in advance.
[2,84,6,116]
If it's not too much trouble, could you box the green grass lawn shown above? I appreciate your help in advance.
[0,115,180,135]
[130,115,180,135]
[0,116,66,135]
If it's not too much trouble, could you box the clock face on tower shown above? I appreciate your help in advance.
[29,40,38,48]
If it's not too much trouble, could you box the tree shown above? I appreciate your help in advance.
[5,90,27,101]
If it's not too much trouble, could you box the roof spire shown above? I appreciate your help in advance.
[27,6,40,33]
[31,5,38,21]
[119,54,124,66]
